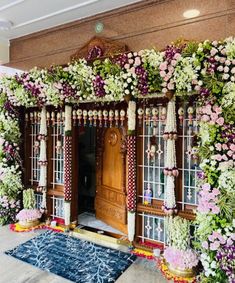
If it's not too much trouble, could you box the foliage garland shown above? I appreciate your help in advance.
[0,37,235,282]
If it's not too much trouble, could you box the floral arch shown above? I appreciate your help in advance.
[0,37,234,282]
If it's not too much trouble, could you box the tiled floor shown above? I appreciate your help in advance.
[0,225,170,283]
[78,212,125,235]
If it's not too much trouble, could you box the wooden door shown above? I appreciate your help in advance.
[95,127,127,234]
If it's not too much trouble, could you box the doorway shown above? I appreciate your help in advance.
[77,126,126,236]
[78,127,96,214]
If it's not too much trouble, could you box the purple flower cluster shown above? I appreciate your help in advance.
[93,75,106,97]
[216,242,235,282]
[164,45,183,61]
[135,66,149,95]
[61,83,76,98]
[15,73,42,97]
[115,53,129,68]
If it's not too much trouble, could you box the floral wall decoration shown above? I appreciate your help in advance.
[0,37,234,282]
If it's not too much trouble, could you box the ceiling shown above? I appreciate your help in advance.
[0,0,142,41]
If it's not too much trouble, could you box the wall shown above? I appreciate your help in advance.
[7,0,235,70]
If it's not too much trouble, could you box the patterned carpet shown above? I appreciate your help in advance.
[5,230,136,283]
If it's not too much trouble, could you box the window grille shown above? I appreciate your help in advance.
[51,196,64,219]
[35,193,43,209]
[51,111,64,186]
[138,212,166,244]
[179,103,200,209]
[30,111,40,184]
[138,105,165,203]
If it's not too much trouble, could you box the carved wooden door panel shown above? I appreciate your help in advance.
[95,127,127,234]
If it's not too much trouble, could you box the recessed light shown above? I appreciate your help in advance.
[95,22,104,33]
[183,9,200,19]
[0,19,12,30]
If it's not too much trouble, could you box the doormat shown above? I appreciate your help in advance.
[5,230,136,283]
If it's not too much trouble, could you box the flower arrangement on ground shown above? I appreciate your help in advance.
[16,188,42,228]
[163,216,198,276]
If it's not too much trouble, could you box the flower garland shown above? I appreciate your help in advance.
[162,97,178,214]
[64,105,72,226]
[127,100,137,242]
[38,106,47,210]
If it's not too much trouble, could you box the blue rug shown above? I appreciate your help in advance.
[5,230,136,283]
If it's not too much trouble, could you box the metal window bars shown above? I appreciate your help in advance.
[179,103,200,209]
[35,193,43,210]
[138,105,166,204]
[138,212,166,244]
[51,196,64,219]
[51,111,65,186]
[29,111,40,184]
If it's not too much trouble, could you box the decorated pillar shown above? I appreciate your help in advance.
[127,100,137,242]
[38,106,47,210]
[64,105,72,226]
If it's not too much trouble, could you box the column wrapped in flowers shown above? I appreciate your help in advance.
[162,96,178,214]
[38,106,47,210]
[127,100,137,242]
[64,105,72,226]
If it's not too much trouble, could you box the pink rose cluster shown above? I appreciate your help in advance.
[212,142,235,163]
[164,246,199,270]
[16,208,42,221]
[116,52,142,74]
[159,49,181,93]
[197,183,220,214]
[202,230,235,251]
[199,104,224,126]
[207,41,235,81]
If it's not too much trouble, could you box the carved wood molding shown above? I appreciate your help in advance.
[70,36,128,61]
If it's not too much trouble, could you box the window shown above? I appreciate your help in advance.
[51,110,64,186]
[29,111,40,184]
[137,99,199,244]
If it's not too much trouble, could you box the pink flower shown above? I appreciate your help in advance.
[214,154,222,161]
[202,183,211,190]
[222,143,228,150]
[227,238,233,246]
[201,115,210,122]
[167,82,174,90]
[124,63,130,69]
[129,67,135,74]
[174,53,181,60]
[171,60,177,66]
[227,150,233,157]
[215,143,222,151]
[217,66,223,72]
[134,57,141,67]
[159,62,167,71]
[210,240,220,251]
[202,241,208,249]
[230,144,235,151]
[160,70,166,77]
[216,117,224,126]
[211,113,218,122]
[211,206,220,214]
[213,105,222,114]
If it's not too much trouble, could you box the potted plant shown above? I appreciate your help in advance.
[16,189,42,228]
[163,216,199,278]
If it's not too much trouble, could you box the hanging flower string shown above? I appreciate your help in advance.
[127,100,137,242]
[38,106,47,211]
[162,97,178,214]
[64,105,72,226]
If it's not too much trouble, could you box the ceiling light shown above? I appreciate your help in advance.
[95,22,104,33]
[183,9,200,19]
[0,19,13,30]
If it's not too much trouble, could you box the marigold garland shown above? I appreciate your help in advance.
[9,223,65,233]
[157,258,197,283]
